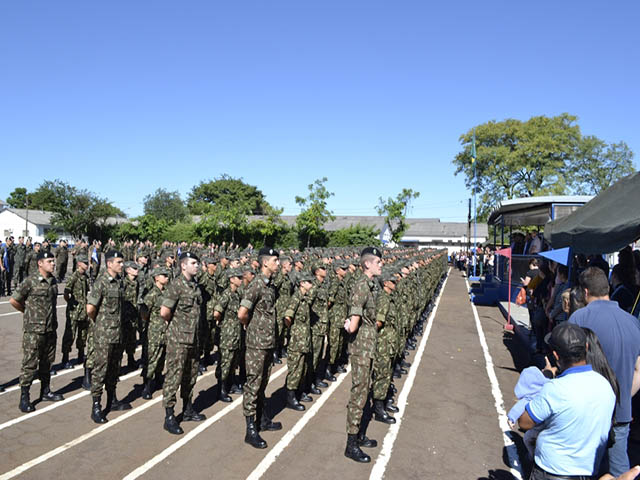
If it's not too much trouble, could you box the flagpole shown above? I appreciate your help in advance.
[472,130,477,277]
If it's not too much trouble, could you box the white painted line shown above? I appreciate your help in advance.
[123,365,289,480]
[370,267,450,480]
[247,365,352,480]
[0,345,142,397]
[465,277,523,480]
[0,304,65,317]
[0,369,218,480]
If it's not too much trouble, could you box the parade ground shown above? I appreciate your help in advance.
[0,269,542,479]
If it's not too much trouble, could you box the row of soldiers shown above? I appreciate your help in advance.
[8,241,446,464]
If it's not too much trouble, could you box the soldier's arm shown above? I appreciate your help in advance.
[375,295,390,330]
[86,279,104,321]
[238,280,259,327]
[347,282,367,333]
[213,291,229,325]
[10,280,29,312]
[284,292,301,328]
[160,283,178,323]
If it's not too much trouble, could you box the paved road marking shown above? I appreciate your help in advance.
[0,304,65,318]
[0,345,142,397]
[246,365,352,480]
[370,268,450,480]
[123,365,288,480]
[0,369,219,480]
[465,277,523,479]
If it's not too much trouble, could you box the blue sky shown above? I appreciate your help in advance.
[1,1,638,221]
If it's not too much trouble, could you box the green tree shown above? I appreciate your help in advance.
[376,188,420,243]
[569,138,635,195]
[115,215,168,243]
[250,206,287,245]
[6,187,29,208]
[187,174,270,215]
[295,177,335,247]
[143,188,189,222]
[328,224,381,247]
[453,114,581,219]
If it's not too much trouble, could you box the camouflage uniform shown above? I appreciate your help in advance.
[61,269,89,356]
[372,288,397,401]
[161,274,202,409]
[346,274,378,435]
[241,273,277,418]
[284,289,312,391]
[121,275,139,359]
[214,285,241,383]
[13,242,26,288]
[12,274,58,387]
[55,244,69,281]
[142,284,167,381]
[274,270,294,351]
[198,269,218,361]
[87,271,123,397]
[328,274,348,366]
[309,277,329,379]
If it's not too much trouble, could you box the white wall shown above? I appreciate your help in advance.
[400,235,488,255]
[0,210,73,243]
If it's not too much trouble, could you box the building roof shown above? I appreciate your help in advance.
[4,208,54,226]
[487,195,593,226]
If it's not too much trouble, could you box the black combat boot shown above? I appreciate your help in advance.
[229,383,242,394]
[357,431,377,448]
[401,359,411,368]
[91,396,107,424]
[182,399,206,421]
[40,383,64,402]
[19,386,35,413]
[336,364,347,374]
[299,391,312,403]
[0,385,4,393]
[374,399,396,424]
[77,348,85,364]
[389,383,397,394]
[393,364,402,379]
[244,415,267,449]
[260,414,282,431]
[198,360,207,375]
[106,389,132,412]
[325,366,336,382]
[286,389,305,411]
[61,352,73,370]
[141,378,153,400]
[385,398,399,413]
[82,367,92,390]
[309,383,321,395]
[344,434,370,463]
[272,350,282,365]
[164,407,183,435]
[315,377,328,388]
[219,379,232,403]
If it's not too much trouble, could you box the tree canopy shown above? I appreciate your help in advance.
[143,188,189,223]
[187,174,270,215]
[295,177,335,247]
[376,188,420,242]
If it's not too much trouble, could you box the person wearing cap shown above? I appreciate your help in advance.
[24,241,41,278]
[283,271,315,412]
[372,270,399,424]
[61,253,90,373]
[213,267,244,403]
[237,246,282,449]
[160,252,206,435]
[197,257,219,373]
[54,239,69,282]
[309,261,330,391]
[86,250,131,423]
[10,251,64,412]
[344,247,383,463]
[139,266,170,400]
[327,260,349,377]
[119,261,140,370]
[274,256,294,363]
[518,323,616,478]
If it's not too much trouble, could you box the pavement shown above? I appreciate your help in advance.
[0,268,600,479]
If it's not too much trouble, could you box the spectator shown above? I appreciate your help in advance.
[518,323,616,478]
[611,265,636,313]
[521,258,539,288]
[589,255,610,278]
[529,232,542,255]
[547,265,570,327]
[569,267,640,477]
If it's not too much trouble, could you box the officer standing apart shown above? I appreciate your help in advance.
[10,251,64,411]
[238,247,282,449]
[344,247,382,463]
[160,252,206,435]
[87,250,132,424]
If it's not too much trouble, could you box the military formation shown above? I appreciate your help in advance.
[5,236,447,464]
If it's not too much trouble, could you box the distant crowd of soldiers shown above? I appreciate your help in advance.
[5,237,447,463]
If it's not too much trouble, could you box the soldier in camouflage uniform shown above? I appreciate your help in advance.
[55,239,69,281]
[139,266,170,399]
[273,256,294,362]
[197,257,218,372]
[24,242,41,278]
[61,254,90,371]
[120,261,140,370]
[10,251,64,412]
[308,262,330,391]
[238,247,282,449]
[87,250,131,424]
[372,269,399,424]
[160,252,206,435]
[327,261,348,376]
[283,271,314,411]
[213,267,243,402]
[344,247,382,463]
[13,236,26,288]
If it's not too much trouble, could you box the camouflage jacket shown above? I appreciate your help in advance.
[375,289,397,356]
[123,276,140,324]
[198,271,217,320]
[142,284,167,345]
[87,272,123,344]
[331,275,348,322]
[274,271,294,320]
[214,266,229,294]
[348,274,378,359]
[240,272,277,350]
[215,286,242,350]
[162,274,202,346]
[284,288,311,353]
[12,273,58,334]
[310,278,329,336]
[64,269,89,323]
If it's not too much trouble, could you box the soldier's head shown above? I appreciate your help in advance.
[151,267,170,287]
[298,271,314,294]
[105,251,124,276]
[137,253,148,266]
[257,247,279,277]
[228,270,243,288]
[34,242,41,252]
[312,262,327,283]
[360,247,382,278]
[124,261,140,279]
[164,254,175,267]
[36,251,55,276]
[204,257,217,275]
[179,252,199,279]
[280,256,292,274]
[76,255,89,273]
[243,266,256,285]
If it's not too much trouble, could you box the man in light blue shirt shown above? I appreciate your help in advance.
[519,323,615,479]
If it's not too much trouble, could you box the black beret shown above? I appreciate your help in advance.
[179,251,199,262]
[36,251,54,261]
[361,247,382,258]
[105,250,123,260]
[258,247,279,258]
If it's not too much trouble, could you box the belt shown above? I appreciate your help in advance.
[533,464,592,480]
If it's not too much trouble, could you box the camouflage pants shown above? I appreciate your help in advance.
[20,331,56,387]
[61,313,89,354]
[91,339,121,397]
[199,316,216,357]
[346,354,373,435]
[162,343,198,408]
[146,342,166,381]
[12,265,23,289]
[85,322,95,369]
[328,317,345,365]
[122,318,137,357]
[242,347,273,417]
[217,347,239,382]
[372,352,393,401]
[311,333,325,374]
[56,261,68,281]
[285,350,308,391]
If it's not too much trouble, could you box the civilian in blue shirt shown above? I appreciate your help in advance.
[519,323,615,479]
[569,267,640,477]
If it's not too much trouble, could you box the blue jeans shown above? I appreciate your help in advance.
[602,423,630,477]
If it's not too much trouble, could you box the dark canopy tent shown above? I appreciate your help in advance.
[544,171,640,254]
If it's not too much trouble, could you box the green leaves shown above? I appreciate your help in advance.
[295,177,335,247]
[143,188,189,223]
[376,188,420,242]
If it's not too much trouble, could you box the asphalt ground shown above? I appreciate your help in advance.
[0,268,574,480]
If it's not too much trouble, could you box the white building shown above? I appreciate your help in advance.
[0,208,73,243]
